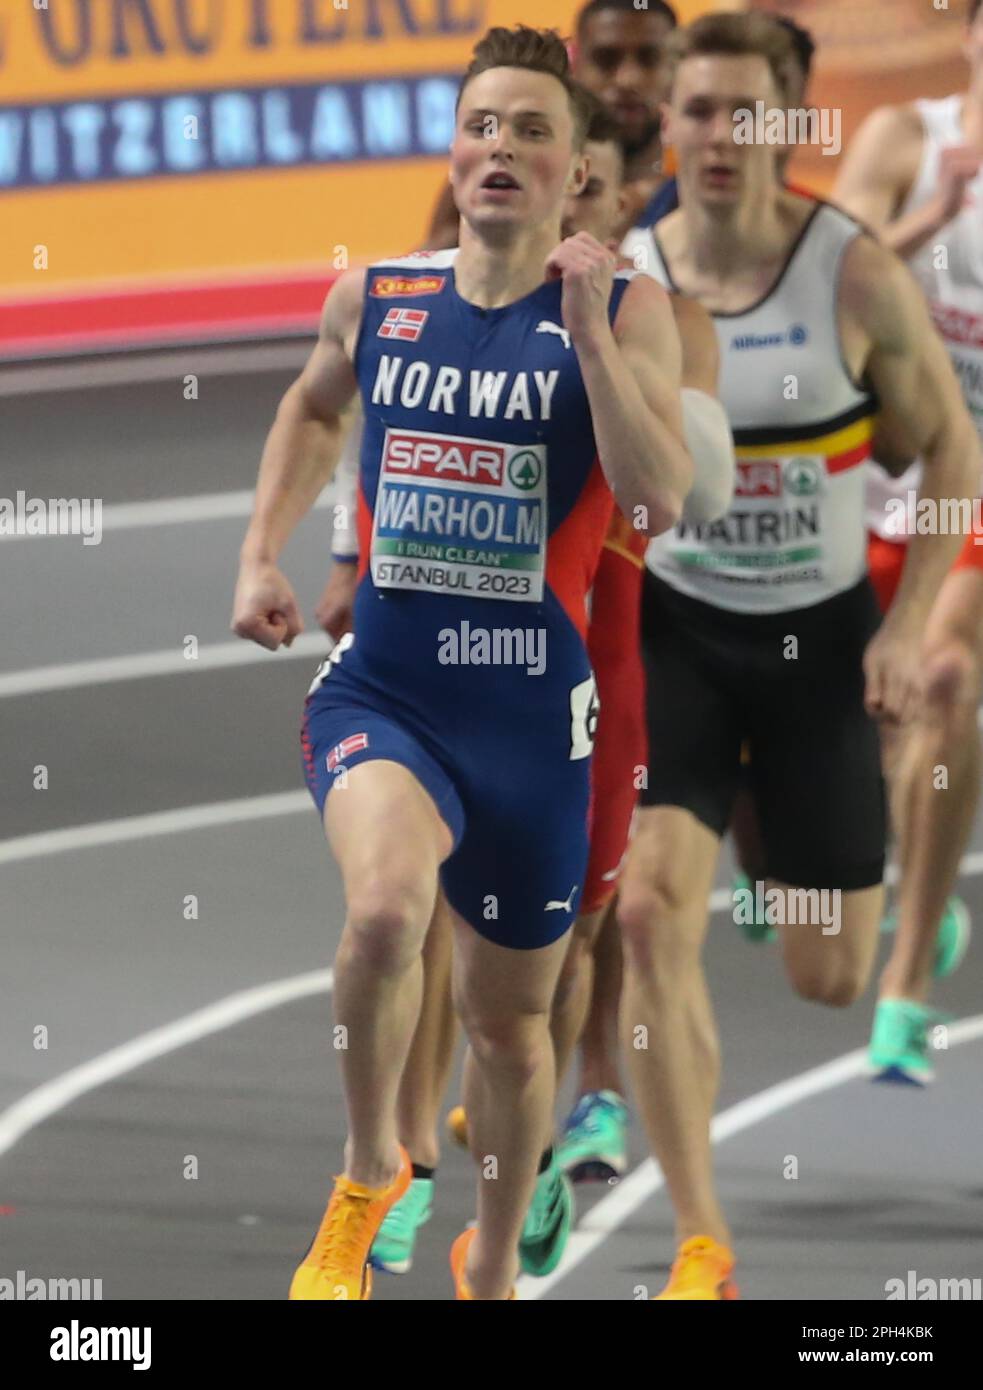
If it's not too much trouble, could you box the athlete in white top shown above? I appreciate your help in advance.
[833,0,983,1084]
[615,12,979,1301]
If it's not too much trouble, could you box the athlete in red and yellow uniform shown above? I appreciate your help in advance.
[583,511,649,917]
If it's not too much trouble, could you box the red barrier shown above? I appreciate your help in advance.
[0,272,341,361]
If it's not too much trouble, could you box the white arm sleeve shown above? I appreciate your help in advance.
[679,388,735,525]
[330,416,363,561]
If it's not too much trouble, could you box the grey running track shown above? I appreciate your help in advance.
[2,349,980,1302]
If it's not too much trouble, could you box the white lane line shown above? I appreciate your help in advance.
[0,485,334,541]
[3,623,981,706]
[1,768,980,886]
[98,487,334,532]
[0,632,331,699]
[519,1014,983,1300]
[0,791,310,866]
[4,625,976,708]
[0,970,333,1161]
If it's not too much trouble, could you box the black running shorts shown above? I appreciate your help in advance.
[639,572,886,891]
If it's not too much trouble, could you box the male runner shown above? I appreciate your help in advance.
[570,0,678,234]
[233,25,691,1301]
[618,12,978,1300]
[560,10,820,1183]
[632,11,815,229]
[317,98,732,1271]
[550,103,729,1185]
[424,0,678,250]
[832,0,983,1081]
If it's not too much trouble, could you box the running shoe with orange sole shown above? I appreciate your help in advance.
[450,1228,517,1300]
[653,1235,739,1301]
[289,1145,412,1300]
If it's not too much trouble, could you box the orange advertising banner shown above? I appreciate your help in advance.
[0,0,737,357]
[0,0,584,296]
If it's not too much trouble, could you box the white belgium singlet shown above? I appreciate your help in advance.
[866,94,983,540]
[624,201,877,614]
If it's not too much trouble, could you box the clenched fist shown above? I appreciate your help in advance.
[544,231,617,353]
[863,609,923,726]
[232,558,305,651]
[315,562,358,641]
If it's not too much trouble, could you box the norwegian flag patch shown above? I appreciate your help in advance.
[326,733,369,771]
[377,308,429,342]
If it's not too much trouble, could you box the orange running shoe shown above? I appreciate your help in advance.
[450,1228,517,1301]
[289,1146,411,1300]
[446,1105,469,1148]
[653,1235,738,1301]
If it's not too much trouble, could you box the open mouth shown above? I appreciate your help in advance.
[703,164,737,182]
[481,171,521,191]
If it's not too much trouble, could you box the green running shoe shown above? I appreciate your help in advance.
[732,871,777,943]
[369,1176,433,1274]
[868,999,951,1087]
[933,897,971,979]
[557,1090,629,1183]
[518,1157,573,1276]
[879,896,971,979]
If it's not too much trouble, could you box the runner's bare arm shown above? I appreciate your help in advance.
[847,238,979,619]
[586,272,692,536]
[671,295,734,524]
[834,104,962,261]
[869,415,919,477]
[672,294,719,395]
[240,270,365,566]
[232,271,365,651]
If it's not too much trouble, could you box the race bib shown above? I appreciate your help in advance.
[568,673,599,761]
[670,453,825,588]
[370,427,547,602]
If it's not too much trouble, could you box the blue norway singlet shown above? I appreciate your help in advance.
[302,248,637,948]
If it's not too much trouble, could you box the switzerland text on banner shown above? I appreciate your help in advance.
[0,0,576,353]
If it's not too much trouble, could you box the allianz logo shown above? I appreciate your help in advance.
[731,324,809,350]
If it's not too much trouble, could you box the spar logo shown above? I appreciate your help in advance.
[382,430,506,486]
[370,276,445,298]
[509,451,542,490]
[785,457,822,497]
[735,460,782,498]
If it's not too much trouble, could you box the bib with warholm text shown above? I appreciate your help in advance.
[370,427,547,602]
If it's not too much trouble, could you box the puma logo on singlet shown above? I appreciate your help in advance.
[536,320,571,350]
[545,885,578,913]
